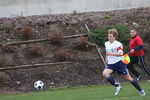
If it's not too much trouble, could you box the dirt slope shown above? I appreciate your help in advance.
[0,7,150,94]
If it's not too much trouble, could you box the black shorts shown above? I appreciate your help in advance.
[106,61,129,75]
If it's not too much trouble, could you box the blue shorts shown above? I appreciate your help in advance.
[106,61,129,75]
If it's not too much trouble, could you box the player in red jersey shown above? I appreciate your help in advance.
[127,29,150,80]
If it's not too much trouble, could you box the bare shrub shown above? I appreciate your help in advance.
[53,49,70,61]
[73,37,92,51]
[0,55,13,67]
[1,45,14,53]
[21,27,33,39]
[0,72,11,86]
[0,76,6,86]
[29,45,43,56]
[48,33,64,46]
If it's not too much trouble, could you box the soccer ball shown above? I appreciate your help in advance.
[34,80,44,90]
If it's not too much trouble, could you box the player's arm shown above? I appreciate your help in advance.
[130,36,144,53]
[130,45,143,53]
[105,56,108,64]
[106,47,123,56]
[104,42,109,63]
[106,52,123,56]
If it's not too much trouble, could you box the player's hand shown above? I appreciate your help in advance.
[130,49,134,53]
[106,52,113,56]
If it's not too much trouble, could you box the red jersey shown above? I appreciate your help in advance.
[129,35,144,56]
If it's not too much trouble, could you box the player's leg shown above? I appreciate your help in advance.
[103,66,121,95]
[103,68,119,86]
[123,74,145,96]
[103,69,114,85]
[126,56,141,79]
[138,56,150,76]
[117,61,145,96]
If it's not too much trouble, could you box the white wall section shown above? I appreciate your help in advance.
[0,0,150,17]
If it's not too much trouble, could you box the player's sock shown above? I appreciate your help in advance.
[106,76,119,87]
[131,80,142,91]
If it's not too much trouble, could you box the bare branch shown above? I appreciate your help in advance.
[0,62,71,71]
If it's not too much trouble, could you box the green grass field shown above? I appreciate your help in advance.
[0,81,149,100]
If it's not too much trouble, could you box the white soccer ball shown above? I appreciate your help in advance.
[34,80,44,90]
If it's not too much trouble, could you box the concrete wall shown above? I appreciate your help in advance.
[0,0,150,17]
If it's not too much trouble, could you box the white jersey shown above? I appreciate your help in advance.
[104,40,123,64]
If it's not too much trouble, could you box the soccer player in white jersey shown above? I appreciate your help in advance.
[102,29,145,96]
